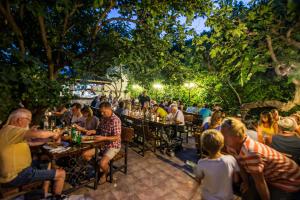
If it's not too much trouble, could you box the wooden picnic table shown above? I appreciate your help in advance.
[42,140,105,194]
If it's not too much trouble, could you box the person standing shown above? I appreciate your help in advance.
[199,104,212,125]
[138,91,150,108]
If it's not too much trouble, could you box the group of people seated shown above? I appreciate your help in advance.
[194,108,300,200]
[0,101,122,199]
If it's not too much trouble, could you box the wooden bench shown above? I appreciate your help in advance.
[0,181,42,199]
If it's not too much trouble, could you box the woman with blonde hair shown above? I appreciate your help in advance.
[74,106,99,133]
[201,111,223,132]
[257,111,278,142]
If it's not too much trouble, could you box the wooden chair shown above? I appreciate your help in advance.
[144,125,161,153]
[183,114,194,143]
[108,126,134,183]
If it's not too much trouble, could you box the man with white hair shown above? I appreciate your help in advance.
[267,117,300,165]
[0,108,66,199]
[167,104,185,125]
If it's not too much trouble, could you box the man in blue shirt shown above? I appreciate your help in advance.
[199,104,212,123]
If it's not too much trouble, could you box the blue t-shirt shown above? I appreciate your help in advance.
[203,122,221,131]
[199,108,212,120]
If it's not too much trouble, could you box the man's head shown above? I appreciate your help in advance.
[99,102,113,118]
[142,91,147,96]
[170,104,178,114]
[260,111,272,124]
[153,104,159,112]
[221,117,246,151]
[278,117,298,134]
[81,106,93,118]
[6,108,32,129]
[71,103,82,115]
[201,129,224,156]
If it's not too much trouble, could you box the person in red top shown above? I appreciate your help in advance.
[221,117,300,200]
[83,102,121,184]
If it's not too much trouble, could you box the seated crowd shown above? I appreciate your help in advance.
[193,108,300,200]
[1,91,300,200]
[0,101,121,199]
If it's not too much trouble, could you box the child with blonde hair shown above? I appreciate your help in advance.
[194,129,240,200]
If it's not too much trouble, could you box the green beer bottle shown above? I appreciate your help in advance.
[77,132,82,145]
[71,125,76,143]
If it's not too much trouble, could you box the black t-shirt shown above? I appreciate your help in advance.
[271,135,300,164]
[138,95,150,106]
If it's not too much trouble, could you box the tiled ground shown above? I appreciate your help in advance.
[71,138,202,200]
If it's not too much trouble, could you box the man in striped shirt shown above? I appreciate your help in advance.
[221,117,300,200]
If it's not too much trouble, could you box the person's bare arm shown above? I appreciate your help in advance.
[28,141,46,146]
[251,172,270,200]
[94,135,120,142]
[273,122,278,135]
[73,124,88,133]
[24,129,59,140]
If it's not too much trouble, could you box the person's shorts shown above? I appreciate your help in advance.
[3,160,56,187]
[103,148,121,160]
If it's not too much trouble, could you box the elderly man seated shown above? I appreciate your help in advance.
[167,104,185,125]
[265,117,300,165]
[0,108,66,199]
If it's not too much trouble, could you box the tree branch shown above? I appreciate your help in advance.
[0,1,25,57]
[266,35,278,63]
[38,15,54,80]
[92,0,115,40]
[286,26,300,49]
[63,3,84,36]
[104,17,140,24]
[227,79,242,105]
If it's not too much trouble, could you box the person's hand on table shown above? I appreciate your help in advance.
[52,129,62,140]
[86,130,96,135]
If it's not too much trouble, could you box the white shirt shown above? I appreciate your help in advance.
[202,116,211,126]
[167,110,185,125]
[246,129,258,141]
[194,155,239,200]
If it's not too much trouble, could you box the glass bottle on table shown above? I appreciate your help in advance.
[44,116,49,130]
[76,131,82,145]
[71,125,76,143]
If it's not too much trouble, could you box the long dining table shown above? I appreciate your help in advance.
[42,139,105,194]
[122,114,184,156]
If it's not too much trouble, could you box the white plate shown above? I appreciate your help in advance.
[43,145,54,150]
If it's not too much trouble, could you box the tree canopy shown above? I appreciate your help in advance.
[0,0,299,121]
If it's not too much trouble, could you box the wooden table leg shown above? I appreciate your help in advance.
[94,147,98,190]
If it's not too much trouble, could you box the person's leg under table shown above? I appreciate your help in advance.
[4,165,65,197]
[99,148,120,184]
